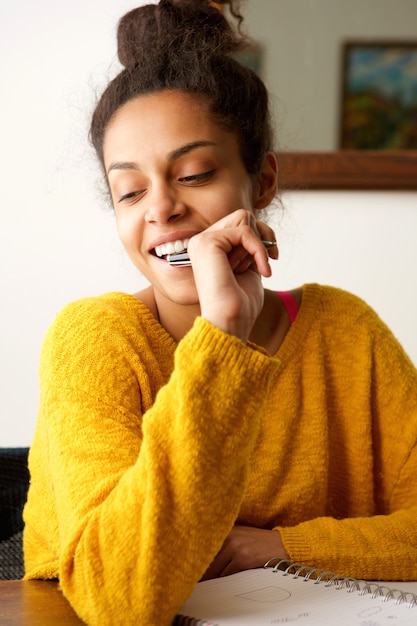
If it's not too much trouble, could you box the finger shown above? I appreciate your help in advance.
[246,213,278,262]
[228,244,247,271]
[212,227,272,276]
[200,553,233,581]
[228,246,260,274]
[202,208,253,235]
[253,219,278,256]
[233,253,257,275]
[190,220,273,279]
[218,559,246,578]
[266,241,279,261]
[247,239,272,278]
[229,224,274,276]
[230,242,270,278]
[200,209,278,262]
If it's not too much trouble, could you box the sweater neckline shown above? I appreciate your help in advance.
[101,285,323,362]
[268,283,323,362]
[101,291,179,353]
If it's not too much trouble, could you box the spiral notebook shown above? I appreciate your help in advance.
[174,560,417,625]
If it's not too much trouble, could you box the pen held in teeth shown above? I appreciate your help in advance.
[166,252,193,266]
[167,240,277,267]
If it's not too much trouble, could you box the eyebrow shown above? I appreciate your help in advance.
[107,140,216,174]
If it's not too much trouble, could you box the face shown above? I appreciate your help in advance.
[103,89,265,305]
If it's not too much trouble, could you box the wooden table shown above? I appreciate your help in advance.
[0,580,85,625]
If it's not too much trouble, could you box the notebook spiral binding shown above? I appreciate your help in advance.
[266,559,417,608]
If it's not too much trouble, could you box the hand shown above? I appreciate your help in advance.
[188,210,278,343]
[201,524,289,580]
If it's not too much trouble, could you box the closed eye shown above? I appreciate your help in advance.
[179,170,215,184]
[118,190,146,203]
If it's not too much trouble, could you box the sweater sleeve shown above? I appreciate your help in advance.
[278,296,417,581]
[24,301,280,626]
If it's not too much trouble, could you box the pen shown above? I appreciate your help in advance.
[167,240,277,266]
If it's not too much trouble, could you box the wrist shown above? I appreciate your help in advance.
[201,313,250,343]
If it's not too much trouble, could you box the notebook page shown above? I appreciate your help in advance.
[176,568,416,625]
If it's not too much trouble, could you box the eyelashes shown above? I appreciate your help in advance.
[118,190,146,203]
[178,169,215,183]
[116,169,216,204]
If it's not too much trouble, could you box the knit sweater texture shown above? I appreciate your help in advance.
[23,283,417,625]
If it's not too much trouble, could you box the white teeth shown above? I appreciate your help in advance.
[174,239,185,253]
[154,238,190,258]
[165,242,176,255]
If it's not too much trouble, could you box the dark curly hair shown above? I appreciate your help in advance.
[90,0,274,177]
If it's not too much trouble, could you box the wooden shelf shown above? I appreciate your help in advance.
[278,151,417,190]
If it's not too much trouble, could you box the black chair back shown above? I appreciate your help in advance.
[0,447,30,579]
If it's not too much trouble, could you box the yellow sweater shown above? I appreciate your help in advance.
[24,284,417,626]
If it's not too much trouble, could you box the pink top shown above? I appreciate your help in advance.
[276,290,299,324]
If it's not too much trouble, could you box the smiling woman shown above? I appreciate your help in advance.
[103,89,277,325]
[22,2,417,626]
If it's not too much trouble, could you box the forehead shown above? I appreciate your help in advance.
[103,90,236,164]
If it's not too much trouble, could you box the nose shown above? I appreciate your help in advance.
[144,181,187,224]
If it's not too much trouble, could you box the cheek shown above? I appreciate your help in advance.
[201,180,253,221]
[114,211,143,252]
[216,183,254,215]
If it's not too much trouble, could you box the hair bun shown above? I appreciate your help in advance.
[117,4,159,68]
[117,0,247,69]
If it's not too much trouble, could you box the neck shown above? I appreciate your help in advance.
[137,286,201,342]
[158,300,202,343]
[135,286,288,354]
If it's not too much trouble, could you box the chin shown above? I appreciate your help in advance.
[167,287,200,307]
[151,277,200,307]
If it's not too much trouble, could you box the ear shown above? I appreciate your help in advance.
[252,151,278,210]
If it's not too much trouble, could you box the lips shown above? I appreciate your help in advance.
[153,238,190,258]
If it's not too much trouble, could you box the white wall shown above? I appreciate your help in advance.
[1,1,417,447]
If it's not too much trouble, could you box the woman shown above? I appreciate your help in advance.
[23,1,417,625]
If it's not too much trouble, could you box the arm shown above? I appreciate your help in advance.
[199,292,417,582]
[277,305,417,581]
[203,456,417,582]
[25,212,279,623]
[27,302,280,626]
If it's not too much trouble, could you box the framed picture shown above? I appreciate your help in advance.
[339,41,417,149]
